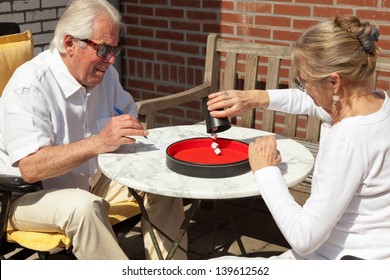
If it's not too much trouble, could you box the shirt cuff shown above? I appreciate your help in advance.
[267,89,293,110]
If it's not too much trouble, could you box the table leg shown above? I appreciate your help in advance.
[165,199,200,260]
[214,198,258,256]
[128,188,190,260]
[128,188,164,260]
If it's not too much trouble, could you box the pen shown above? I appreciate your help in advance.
[114,106,148,139]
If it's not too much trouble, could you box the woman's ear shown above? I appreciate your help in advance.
[328,73,341,92]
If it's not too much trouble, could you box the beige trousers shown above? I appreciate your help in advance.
[9,174,187,260]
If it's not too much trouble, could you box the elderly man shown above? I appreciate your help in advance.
[0,0,187,260]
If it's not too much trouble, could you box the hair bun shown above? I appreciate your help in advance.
[359,26,380,55]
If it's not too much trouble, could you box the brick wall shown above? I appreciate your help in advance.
[0,0,68,55]
[2,0,390,131]
[121,0,390,129]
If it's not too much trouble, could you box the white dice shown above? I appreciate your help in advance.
[214,148,222,155]
[211,142,219,149]
[210,132,218,140]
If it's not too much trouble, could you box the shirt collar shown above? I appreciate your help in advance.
[49,49,87,98]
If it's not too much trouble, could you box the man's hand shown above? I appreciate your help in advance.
[94,114,149,154]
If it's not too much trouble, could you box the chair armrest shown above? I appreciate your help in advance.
[0,175,42,193]
[136,83,211,116]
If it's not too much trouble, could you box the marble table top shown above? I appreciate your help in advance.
[98,124,314,199]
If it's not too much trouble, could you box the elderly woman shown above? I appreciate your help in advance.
[208,15,390,260]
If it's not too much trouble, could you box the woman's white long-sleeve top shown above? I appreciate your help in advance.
[256,89,390,259]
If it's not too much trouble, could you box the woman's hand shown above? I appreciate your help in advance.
[248,135,281,173]
[206,89,270,118]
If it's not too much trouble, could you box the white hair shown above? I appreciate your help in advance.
[50,0,125,53]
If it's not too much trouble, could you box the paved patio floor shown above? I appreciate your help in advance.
[5,197,290,260]
[119,197,290,260]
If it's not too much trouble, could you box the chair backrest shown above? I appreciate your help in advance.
[0,22,21,36]
[0,26,34,97]
[203,34,390,143]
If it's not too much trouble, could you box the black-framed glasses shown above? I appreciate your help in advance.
[76,38,122,58]
[294,77,305,92]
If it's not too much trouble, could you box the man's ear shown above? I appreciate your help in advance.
[63,35,76,56]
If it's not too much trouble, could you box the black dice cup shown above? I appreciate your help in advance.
[204,104,231,134]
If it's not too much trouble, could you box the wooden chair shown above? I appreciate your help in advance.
[0,24,141,260]
[136,33,390,205]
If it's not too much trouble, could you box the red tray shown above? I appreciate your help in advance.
[166,137,250,178]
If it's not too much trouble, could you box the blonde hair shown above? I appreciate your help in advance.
[50,0,125,53]
[291,15,380,84]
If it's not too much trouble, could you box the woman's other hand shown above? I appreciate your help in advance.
[248,135,281,173]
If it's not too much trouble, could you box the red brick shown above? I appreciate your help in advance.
[129,49,155,60]
[295,0,334,4]
[204,23,235,34]
[274,4,311,17]
[186,33,208,44]
[136,61,143,78]
[121,0,140,4]
[141,18,168,28]
[154,64,161,80]
[378,39,390,55]
[155,8,185,18]
[122,38,139,48]
[313,7,354,18]
[140,40,169,51]
[122,15,139,25]
[144,62,153,79]
[273,30,302,41]
[237,2,272,13]
[221,12,254,24]
[171,21,201,31]
[187,109,203,120]
[171,0,201,8]
[170,65,177,82]
[337,0,378,7]
[203,0,220,9]
[171,43,200,55]
[187,11,218,21]
[356,10,390,22]
[156,30,185,41]
[131,79,155,91]
[156,53,185,64]
[188,57,206,68]
[237,26,271,39]
[127,27,154,37]
[138,0,168,5]
[378,25,390,37]
[125,5,153,16]
[162,64,169,81]
[255,16,292,28]
[293,19,320,30]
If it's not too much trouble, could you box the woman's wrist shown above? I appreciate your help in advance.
[251,90,270,108]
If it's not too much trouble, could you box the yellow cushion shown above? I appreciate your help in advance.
[7,230,72,252]
[7,200,140,252]
[108,200,141,225]
[0,30,34,96]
